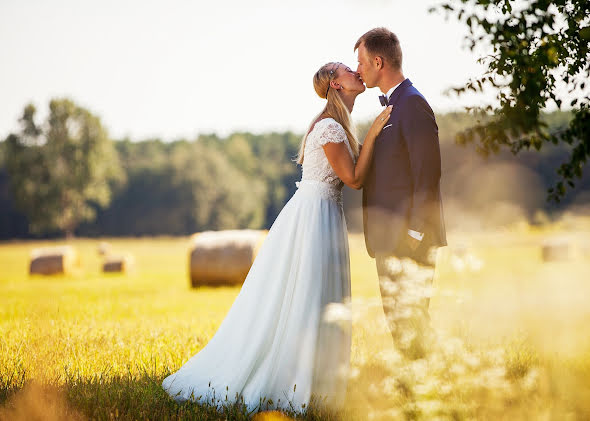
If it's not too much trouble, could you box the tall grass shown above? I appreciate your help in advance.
[1,220,590,420]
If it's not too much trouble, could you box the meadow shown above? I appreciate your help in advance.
[1,216,590,420]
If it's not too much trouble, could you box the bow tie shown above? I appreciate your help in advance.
[379,94,388,106]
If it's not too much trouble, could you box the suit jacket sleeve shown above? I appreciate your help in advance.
[400,95,441,235]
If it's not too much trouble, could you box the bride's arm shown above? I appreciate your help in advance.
[323,105,392,190]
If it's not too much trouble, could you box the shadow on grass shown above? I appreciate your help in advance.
[0,373,348,421]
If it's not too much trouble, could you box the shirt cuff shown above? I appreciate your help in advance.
[408,229,424,241]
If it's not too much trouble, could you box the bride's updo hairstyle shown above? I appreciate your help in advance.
[296,62,360,164]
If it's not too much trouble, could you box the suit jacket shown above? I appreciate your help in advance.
[362,78,447,258]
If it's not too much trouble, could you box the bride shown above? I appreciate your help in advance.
[162,62,392,413]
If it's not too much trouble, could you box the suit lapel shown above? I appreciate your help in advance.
[388,78,412,107]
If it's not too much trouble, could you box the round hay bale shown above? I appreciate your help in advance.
[541,240,570,262]
[189,230,268,287]
[29,246,79,275]
[102,254,134,274]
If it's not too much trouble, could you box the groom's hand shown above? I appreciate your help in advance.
[407,229,423,251]
[407,235,421,251]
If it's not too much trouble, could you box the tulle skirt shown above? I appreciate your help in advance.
[162,179,352,413]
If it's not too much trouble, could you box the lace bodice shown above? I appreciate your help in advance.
[301,118,354,188]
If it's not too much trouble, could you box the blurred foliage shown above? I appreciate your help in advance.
[3,99,124,237]
[431,0,590,201]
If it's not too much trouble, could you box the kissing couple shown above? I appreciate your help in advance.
[162,27,446,414]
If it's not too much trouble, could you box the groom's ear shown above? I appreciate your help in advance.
[374,56,384,70]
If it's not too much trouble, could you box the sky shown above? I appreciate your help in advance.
[0,0,496,141]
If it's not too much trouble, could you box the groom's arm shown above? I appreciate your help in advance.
[400,95,442,237]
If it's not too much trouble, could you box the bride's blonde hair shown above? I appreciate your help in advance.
[296,62,360,164]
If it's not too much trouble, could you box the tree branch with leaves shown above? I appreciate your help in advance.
[431,0,590,201]
[5,98,125,237]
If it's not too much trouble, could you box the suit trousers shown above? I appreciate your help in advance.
[375,241,437,359]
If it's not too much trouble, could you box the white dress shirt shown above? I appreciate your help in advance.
[383,81,402,102]
[382,79,424,243]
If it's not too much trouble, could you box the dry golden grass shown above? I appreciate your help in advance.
[1,218,589,420]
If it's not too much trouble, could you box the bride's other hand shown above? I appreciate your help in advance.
[368,105,393,138]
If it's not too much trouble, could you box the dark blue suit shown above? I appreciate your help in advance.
[363,78,447,358]
[362,78,447,259]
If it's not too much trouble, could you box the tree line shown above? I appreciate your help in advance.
[0,98,587,239]
[0,98,302,238]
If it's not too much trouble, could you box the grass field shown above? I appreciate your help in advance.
[1,217,590,420]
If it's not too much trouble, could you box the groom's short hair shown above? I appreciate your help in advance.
[355,27,402,70]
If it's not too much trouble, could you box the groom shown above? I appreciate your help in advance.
[354,28,447,359]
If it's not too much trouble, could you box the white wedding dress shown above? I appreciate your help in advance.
[162,118,353,413]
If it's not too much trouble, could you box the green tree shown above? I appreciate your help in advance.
[86,138,267,236]
[170,140,267,231]
[4,98,124,237]
[0,139,5,167]
[216,131,301,227]
[431,0,589,201]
